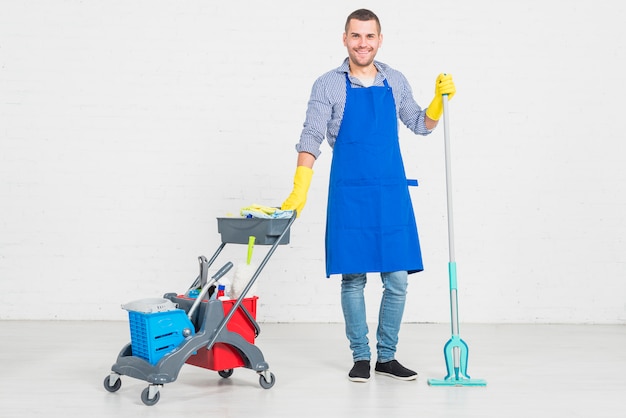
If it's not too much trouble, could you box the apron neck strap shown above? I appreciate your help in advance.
[344,72,389,89]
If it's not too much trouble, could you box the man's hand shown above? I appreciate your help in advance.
[425,73,456,121]
[281,166,313,217]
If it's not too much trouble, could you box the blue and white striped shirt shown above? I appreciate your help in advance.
[295,58,433,158]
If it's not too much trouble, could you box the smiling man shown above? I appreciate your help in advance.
[344,16,381,74]
[281,8,456,382]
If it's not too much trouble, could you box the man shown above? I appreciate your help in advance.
[281,9,456,382]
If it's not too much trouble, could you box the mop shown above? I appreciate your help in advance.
[427,94,487,387]
[230,236,257,299]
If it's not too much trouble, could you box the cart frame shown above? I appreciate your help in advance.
[103,212,296,406]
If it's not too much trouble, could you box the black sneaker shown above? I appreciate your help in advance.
[374,360,418,381]
[348,360,371,382]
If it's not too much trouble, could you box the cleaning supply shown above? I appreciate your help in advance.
[231,236,258,299]
[240,204,293,219]
[427,95,486,387]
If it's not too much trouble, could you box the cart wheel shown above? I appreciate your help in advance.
[141,387,160,406]
[218,369,234,378]
[103,375,121,392]
[259,372,275,389]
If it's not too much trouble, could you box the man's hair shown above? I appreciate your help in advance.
[344,9,381,34]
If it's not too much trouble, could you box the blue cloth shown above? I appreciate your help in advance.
[325,75,423,277]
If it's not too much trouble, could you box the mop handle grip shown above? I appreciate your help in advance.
[212,261,234,281]
[187,262,233,319]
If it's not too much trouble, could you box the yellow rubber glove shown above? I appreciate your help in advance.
[425,73,456,121]
[281,166,313,217]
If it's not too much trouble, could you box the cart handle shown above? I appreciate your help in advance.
[206,210,296,349]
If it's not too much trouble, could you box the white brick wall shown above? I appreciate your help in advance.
[1,1,625,323]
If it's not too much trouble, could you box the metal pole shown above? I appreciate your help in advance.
[442,94,461,371]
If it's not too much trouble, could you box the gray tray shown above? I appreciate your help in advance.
[216,217,291,245]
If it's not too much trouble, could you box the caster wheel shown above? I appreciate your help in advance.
[259,372,275,389]
[218,369,234,378]
[103,375,121,392]
[141,386,160,406]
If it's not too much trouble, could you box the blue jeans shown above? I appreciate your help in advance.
[341,271,408,363]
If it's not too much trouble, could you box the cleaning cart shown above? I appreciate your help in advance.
[103,211,296,406]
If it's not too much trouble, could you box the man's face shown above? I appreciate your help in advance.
[343,19,382,69]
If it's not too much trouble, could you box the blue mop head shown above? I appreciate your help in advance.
[428,377,487,387]
[428,335,487,387]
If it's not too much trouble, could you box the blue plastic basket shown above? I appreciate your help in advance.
[127,309,194,365]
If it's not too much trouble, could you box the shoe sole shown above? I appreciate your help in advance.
[374,370,418,381]
[348,376,370,382]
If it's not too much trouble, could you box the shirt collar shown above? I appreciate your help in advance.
[338,58,387,82]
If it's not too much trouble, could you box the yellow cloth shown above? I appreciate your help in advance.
[241,204,278,216]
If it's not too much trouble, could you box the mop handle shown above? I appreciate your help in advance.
[187,261,233,320]
[443,94,462,341]
[442,94,455,264]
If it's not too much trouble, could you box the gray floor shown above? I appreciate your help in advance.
[1,320,625,417]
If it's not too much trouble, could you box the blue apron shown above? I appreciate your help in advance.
[325,74,423,277]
